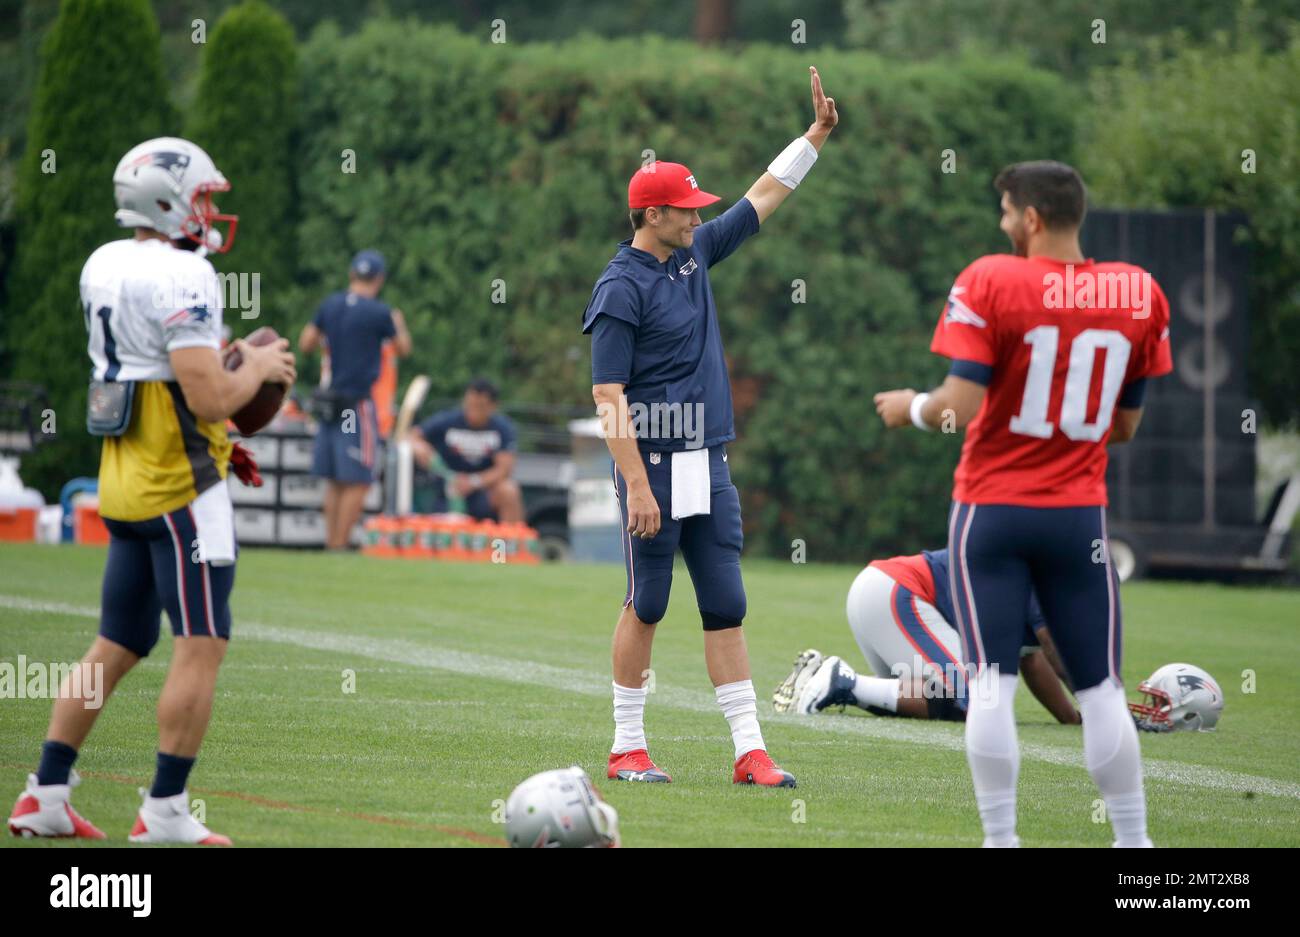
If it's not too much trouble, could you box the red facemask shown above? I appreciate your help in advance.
[182,180,239,253]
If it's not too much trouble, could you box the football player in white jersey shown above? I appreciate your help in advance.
[7,138,295,845]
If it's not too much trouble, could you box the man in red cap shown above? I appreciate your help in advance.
[582,67,838,788]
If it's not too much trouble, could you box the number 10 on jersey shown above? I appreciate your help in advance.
[1009,327,1132,442]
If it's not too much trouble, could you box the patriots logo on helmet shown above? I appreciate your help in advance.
[151,151,192,182]
[127,150,191,182]
[1177,672,1219,699]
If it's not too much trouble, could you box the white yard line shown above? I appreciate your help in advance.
[4,593,1299,802]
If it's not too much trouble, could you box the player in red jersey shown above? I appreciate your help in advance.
[875,161,1171,847]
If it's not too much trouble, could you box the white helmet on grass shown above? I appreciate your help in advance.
[504,766,620,848]
[112,137,238,252]
[1129,663,1224,732]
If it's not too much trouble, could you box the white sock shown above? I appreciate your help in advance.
[851,675,899,712]
[611,682,647,754]
[715,679,765,760]
[966,670,1020,847]
[1078,679,1152,847]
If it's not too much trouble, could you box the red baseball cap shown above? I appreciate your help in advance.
[627,161,721,210]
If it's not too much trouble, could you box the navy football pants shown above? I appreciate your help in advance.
[613,446,746,630]
[947,501,1121,691]
[101,503,235,656]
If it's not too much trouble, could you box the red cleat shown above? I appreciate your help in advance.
[733,749,796,788]
[607,749,672,783]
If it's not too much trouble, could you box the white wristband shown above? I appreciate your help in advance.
[767,137,818,189]
[910,392,933,431]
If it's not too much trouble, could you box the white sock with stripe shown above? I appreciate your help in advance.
[611,682,647,754]
[966,670,1021,847]
[851,675,899,712]
[715,679,764,760]
[1077,679,1152,847]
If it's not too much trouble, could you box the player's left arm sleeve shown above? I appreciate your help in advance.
[1136,278,1173,380]
[162,267,224,352]
[1111,278,1170,440]
[693,197,760,268]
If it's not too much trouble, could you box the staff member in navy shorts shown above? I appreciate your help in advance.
[584,66,838,788]
[299,250,412,550]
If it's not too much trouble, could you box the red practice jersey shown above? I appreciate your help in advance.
[931,254,1173,507]
[868,553,936,607]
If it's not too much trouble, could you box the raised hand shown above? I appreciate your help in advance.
[809,66,838,136]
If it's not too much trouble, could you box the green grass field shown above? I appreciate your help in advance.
[2,542,1298,847]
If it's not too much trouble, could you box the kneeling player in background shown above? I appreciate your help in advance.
[7,138,295,845]
[774,548,1079,725]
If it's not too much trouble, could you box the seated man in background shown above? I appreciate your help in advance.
[407,378,524,522]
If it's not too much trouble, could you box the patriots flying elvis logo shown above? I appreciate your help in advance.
[944,286,987,328]
[151,150,191,182]
[163,305,210,327]
[1177,673,1219,699]
[129,150,192,183]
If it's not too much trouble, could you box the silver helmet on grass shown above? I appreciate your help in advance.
[112,137,238,253]
[505,766,620,848]
[1129,663,1224,732]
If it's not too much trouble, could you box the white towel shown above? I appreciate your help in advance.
[192,481,236,566]
[670,448,711,520]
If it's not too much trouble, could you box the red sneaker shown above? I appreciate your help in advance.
[733,750,796,788]
[607,749,672,783]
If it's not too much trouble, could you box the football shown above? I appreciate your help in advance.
[224,325,288,436]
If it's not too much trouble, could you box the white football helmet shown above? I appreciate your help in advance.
[1129,663,1224,732]
[504,766,620,848]
[112,137,238,252]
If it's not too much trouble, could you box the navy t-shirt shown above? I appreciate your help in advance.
[582,197,760,452]
[417,407,517,474]
[924,548,1045,649]
[312,291,396,400]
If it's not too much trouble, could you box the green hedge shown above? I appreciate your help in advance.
[3,0,174,498]
[187,0,299,338]
[292,22,1078,560]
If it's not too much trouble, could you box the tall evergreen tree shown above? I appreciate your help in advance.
[3,0,174,499]
[186,0,298,337]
